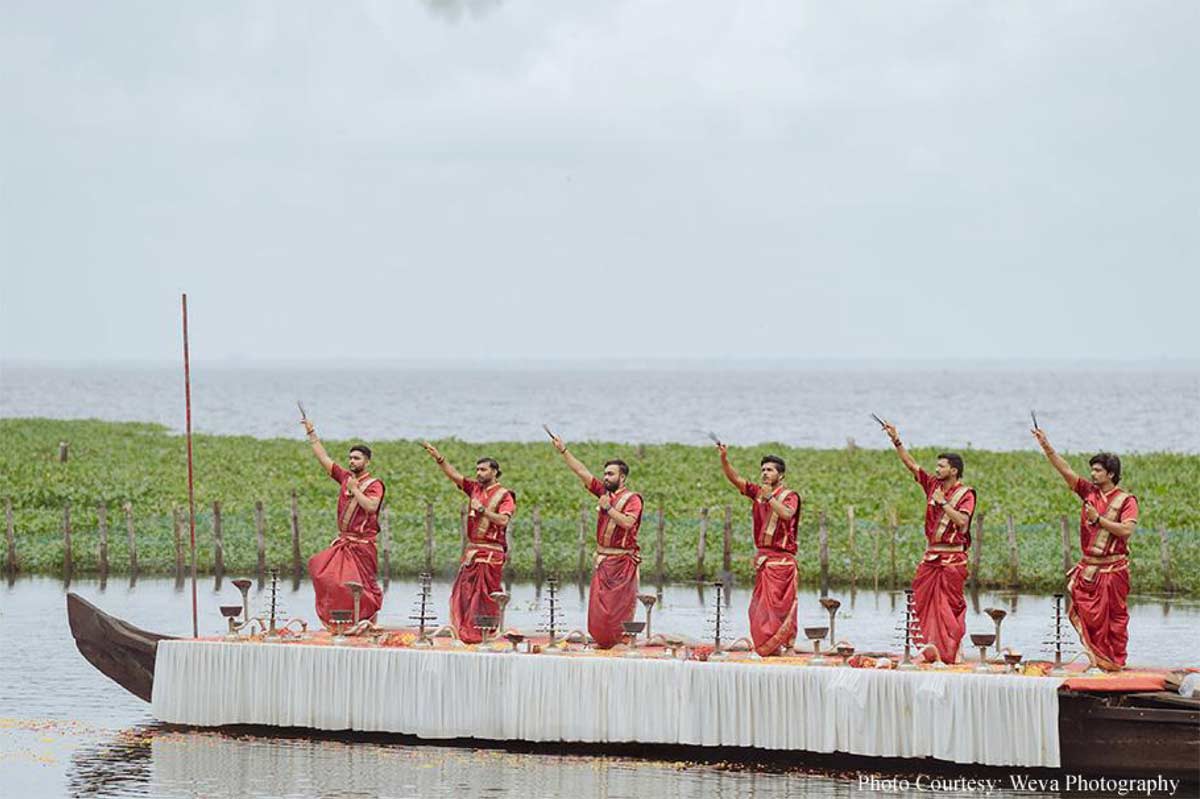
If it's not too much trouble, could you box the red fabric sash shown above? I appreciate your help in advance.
[587,554,639,649]
[911,557,967,663]
[450,560,503,644]
[307,535,382,627]
[749,554,797,656]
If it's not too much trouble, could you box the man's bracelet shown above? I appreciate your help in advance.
[436,457,445,465]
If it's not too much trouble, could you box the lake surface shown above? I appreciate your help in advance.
[2,576,1197,798]
[2,363,1197,452]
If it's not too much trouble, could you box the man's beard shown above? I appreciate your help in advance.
[603,479,620,492]
[350,464,365,475]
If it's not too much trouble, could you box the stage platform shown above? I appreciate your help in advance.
[150,632,1076,768]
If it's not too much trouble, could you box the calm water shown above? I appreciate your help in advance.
[2,363,1198,452]
[2,577,1197,798]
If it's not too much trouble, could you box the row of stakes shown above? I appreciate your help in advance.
[216,573,1086,671]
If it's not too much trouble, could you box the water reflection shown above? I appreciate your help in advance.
[59,725,1048,799]
[67,732,152,798]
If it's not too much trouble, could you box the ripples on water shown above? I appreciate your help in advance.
[2,364,1197,452]
[3,577,1197,798]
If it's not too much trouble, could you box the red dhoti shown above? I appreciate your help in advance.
[588,550,640,649]
[1067,480,1137,671]
[912,549,968,663]
[308,535,383,627]
[311,464,386,627]
[749,553,798,656]
[450,545,505,644]
[1068,556,1130,671]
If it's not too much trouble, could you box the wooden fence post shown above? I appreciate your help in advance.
[1059,515,1072,576]
[722,505,733,583]
[424,501,434,575]
[1159,525,1173,592]
[872,515,880,591]
[97,503,109,580]
[123,502,137,576]
[847,506,856,587]
[254,501,266,582]
[1006,513,1019,587]
[696,507,708,581]
[887,507,898,589]
[63,501,73,579]
[818,510,830,596]
[58,441,69,463]
[533,507,544,584]
[577,506,588,583]
[4,498,15,575]
[380,506,392,584]
[212,500,225,581]
[289,490,302,582]
[173,506,184,582]
[970,511,984,590]
[655,506,665,585]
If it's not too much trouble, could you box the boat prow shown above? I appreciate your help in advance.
[66,592,174,703]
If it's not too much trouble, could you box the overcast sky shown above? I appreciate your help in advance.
[1,1,1197,364]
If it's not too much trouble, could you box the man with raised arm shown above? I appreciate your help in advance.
[301,417,386,627]
[547,432,644,649]
[717,444,801,656]
[1032,427,1138,671]
[880,420,976,664]
[421,443,516,645]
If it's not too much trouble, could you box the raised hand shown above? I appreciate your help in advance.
[1031,428,1050,450]
[301,418,315,436]
[549,434,567,454]
[421,441,443,462]
[882,420,900,445]
[716,442,728,460]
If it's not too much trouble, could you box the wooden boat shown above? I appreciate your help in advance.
[66,593,1199,783]
[67,592,176,703]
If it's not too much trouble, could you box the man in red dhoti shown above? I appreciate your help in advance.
[717,444,801,657]
[881,420,975,664]
[301,418,385,627]
[548,432,643,649]
[1033,428,1138,671]
[421,443,516,644]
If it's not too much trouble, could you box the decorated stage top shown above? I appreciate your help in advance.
[191,627,1183,693]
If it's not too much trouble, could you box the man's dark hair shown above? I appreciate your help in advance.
[938,452,964,478]
[1089,452,1122,485]
[605,459,630,478]
[349,444,372,460]
[477,457,502,478]
[761,455,786,474]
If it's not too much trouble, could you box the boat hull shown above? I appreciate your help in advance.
[66,592,175,702]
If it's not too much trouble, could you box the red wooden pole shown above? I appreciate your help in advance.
[182,293,198,638]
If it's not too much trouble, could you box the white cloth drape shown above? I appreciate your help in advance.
[152,641,1063,767]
